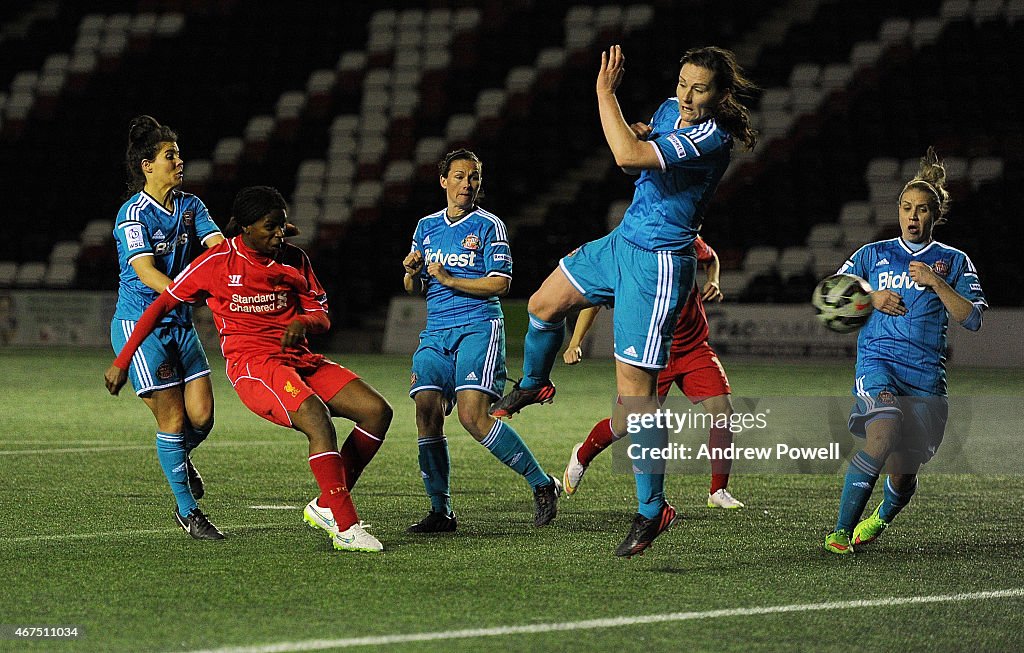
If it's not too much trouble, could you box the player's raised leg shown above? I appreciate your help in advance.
[491,268,588,417]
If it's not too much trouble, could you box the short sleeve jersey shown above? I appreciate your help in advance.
[839,238,987,395]
[619,98,733,252]
[411,207,511,330]
[113,190,221,326]
[166,237,328,362]
[669,237,716,354]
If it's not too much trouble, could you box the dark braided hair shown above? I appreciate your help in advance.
[225,186,288,237]
[124,115,178,196]
[679,47,759,151]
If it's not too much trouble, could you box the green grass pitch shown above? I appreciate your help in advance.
[1,348,1022,652]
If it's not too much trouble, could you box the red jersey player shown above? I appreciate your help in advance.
[561,236,744,509]
[105,186,393,552]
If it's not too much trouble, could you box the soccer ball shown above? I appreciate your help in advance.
[812,273,874,334]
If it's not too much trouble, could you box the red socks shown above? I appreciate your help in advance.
[308,451,358,530]
[708,426,732,493]
[339,426,384,489]
[578,417,619,466]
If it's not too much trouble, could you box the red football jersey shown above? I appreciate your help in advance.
[669,236,715,355]
[167,236,328,361]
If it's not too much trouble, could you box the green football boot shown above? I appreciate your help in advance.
[853,503,889,545]
[824,529,854,555]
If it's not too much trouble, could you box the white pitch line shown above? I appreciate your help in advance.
[0,522,296,544]
[250,505,299,510]
[180,588,1024,653]
[0,440,291,456]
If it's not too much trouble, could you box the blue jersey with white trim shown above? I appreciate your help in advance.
[113,190,222,326]
[839,238,987,395]
[412,207,510,330]
[619,98,733,252]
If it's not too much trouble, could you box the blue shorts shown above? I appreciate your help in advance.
[849,369,949,463]
[410,318,507,403]
[559,229,695,369]
[111,319,211,396]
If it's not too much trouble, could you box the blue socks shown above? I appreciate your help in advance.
[521,314,565,390]
[417,436,452,515]
[835,450,883,532]
[631,423,668,519]
[879,475,917,522]
[156,431,197,516]
[480,420,549,489]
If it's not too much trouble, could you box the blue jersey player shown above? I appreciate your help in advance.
[402,149,560,533]
[825,148,987,555]
[110,116,225,540]
[490,46,758,556]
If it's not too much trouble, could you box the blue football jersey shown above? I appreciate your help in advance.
[113,190,222,326]
[618,98,733,252]
[839,238,987,395]
[411,207,511,330]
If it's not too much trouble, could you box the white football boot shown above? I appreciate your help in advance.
[562,443,588,496]
[707,488,745,509]
[303,498,339,536]
[332,522,383,553]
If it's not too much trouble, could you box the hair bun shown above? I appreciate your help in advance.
[128,115,160,144]
[917,146,947,188]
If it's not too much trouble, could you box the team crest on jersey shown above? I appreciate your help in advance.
[878,390,896,405]
[182,210,194,228]
[284,381,300,398]
[461,234,481,250]
[932,259,949,276]
[157,362,174,381]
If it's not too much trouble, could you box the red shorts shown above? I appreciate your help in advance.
[227,352,359,427]
[657,342,731,403]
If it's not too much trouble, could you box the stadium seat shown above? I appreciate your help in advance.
[806,223,843,248]
[742,246,779,275]
[878,18,912,45]
[717,270,749,300]
[971,0,1004,22]
[839,201,873,227]
[911,17,944,48]
[14,262,46,288]
[44,262,76,288]
[865,157,900,184]
[759,87,791,111]
[0,261,18,287]
[969,157,1004,187]
[777,246,813,280]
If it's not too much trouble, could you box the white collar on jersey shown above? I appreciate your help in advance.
[897,238,936,256]
[443,208,478,227]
